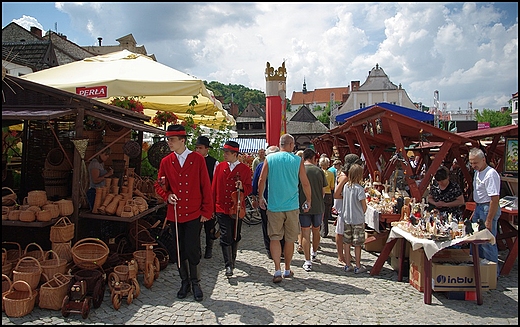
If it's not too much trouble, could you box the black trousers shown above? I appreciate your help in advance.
[170,217,202,266]
[202,218,216,244]
[216,213,241,246]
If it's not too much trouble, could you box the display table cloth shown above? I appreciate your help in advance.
[387,225,495,260]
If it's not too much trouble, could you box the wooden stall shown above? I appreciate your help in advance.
[312,103,478,202]
[2,75,166,247]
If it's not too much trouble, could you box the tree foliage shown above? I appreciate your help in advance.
[204,81,266,114]
[476,108,512,127]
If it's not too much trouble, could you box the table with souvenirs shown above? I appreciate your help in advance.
[362,181,407,248]
[370,209,496,305]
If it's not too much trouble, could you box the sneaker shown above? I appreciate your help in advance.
[302,262,312,272]
[354,266,367,274]
[343,265,354,272]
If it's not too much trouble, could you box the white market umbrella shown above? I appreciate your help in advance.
[19,50,235,128]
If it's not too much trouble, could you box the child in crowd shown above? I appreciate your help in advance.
[337,163,367,274]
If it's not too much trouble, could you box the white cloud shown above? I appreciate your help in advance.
[5,2,518,111]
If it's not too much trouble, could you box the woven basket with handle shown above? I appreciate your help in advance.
[38,272,71,311]
[3,280,37,317]
[2,187,18,206]
[12,257,42,291]
[22,243,45,262]
[40,250,67,281]
[2,273,12,312]
[72,238,109,269]
[50,216,75,243]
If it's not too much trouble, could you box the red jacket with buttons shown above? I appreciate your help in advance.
[154,151,213,223]
[212,162,252,215]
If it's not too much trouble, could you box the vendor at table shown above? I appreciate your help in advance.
[427,166,465,221]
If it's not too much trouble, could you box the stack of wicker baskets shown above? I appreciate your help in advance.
[3,190,65,224]
[50,216,75,263]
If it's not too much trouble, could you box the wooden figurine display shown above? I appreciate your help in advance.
[400,196,411,221]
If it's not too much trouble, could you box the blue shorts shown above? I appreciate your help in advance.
[299,213,323,228]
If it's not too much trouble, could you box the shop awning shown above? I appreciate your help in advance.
[229,138,267,153]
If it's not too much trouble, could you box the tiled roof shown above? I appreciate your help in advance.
[287,120,329,135]
[291,86,349,106]
[287,105,329,134]
[2,41,58,70]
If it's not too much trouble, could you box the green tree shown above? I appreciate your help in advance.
[475,108,512,127]
[204,81,266,114]
[317,101,340,126]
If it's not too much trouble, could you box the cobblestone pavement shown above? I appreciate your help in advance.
[3,221,518,325]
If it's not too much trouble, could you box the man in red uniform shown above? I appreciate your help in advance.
[154,124,213,302]
[212,140,252,277]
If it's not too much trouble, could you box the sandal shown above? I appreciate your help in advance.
[272,274,283,283]
[283,270,294,278]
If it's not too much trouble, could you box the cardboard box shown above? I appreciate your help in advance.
[364,230,388,252]
[432,260,497,292]
[409,261,424,292]
[408,248,497,293]
[390,238,412,258]
[390,256,409,275]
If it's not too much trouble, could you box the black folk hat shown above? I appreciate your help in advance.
[195,135,212,148]
[166,124,188,137]
[222,140,241,154]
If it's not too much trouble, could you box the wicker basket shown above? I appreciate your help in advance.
[3,280,38,317]
[44,148,73,171]
[147,141,171,169]
[36,209,52,222]
[40,250,67,281]
[123,140,142,159]
[55,199,74,216]
[25,190,47,207]
[12,257,42,291]
[129,226,155,249]
[72,238,109,269]
[42,203,60,219]
[2,187,18,206]
[18,210,36,223]
[51,241,72,263]
[133,250,156,271]
[2,205,10,221]
[154,247,169,271]
[2,241,22,266]
[22,243,45,262]
[50,216,75,243]
[7,209,21,221]
[38,273,71,311]
[2,249,13,279]
[2,273,11,312]
[113,264,130,281]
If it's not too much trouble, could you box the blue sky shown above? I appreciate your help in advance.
[2,2,518,112]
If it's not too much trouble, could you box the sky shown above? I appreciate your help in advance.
[2,2,518,113]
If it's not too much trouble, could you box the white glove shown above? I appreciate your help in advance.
[168,193,178,204]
